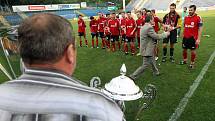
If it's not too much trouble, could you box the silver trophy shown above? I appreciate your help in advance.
[90,64,157,120]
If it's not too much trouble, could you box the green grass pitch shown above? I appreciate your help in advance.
[0,10,215,121]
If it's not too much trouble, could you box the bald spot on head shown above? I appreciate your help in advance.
[18,13,75,64]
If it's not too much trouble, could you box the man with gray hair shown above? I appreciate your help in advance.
[130,15,171,80]
[0,13,123,121]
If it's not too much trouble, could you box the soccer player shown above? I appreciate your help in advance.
[151,9,163,60]
[180,5,203,69]
[124,11,136,55]
[162,3,181,63]
[78,15,88,47]
[142,8,147,19]
[136,11,145,49]
[107,12,120,52]
[97,12,107,49]
[119,12,127,50]
[89,16,99,48]
[104,13,111,49]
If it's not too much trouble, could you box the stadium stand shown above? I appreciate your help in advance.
[126,0,141,11]
[181,0,215,8]
[78,9,109,16]
[4,14,22,25]
[135,0,147,11]
[142,0,174,10]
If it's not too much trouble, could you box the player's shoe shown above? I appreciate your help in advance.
[179,60,187,65]
[125,52,129,55]
[162,56,167,62]
[155,56,159,61]
[136,53,141,56]
[131,53,135,56]
[189,62,195,69]
[96,46,99,48]
[153,71,161,76]
[170,56,175,63]
[189,64,195,69]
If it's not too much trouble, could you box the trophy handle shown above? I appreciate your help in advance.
[135,84,157,120]
[90,77,101,88]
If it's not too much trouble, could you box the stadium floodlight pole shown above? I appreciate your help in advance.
[0,37,17,79]
[0,63,13,80]
[123,0,126,11]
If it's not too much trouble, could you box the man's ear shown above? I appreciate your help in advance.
[66,44,76,64]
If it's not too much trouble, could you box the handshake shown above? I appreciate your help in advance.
[162,24,176,36]
[163,24,175,32]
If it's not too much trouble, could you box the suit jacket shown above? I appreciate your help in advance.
[0,68,123,121]
[139,23,168,57]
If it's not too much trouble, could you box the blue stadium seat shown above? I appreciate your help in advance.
[79,9,109,16]
[4,14,22,26]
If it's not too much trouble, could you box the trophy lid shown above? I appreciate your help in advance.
[101,64,143,101]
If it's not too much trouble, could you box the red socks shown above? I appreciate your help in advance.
[130,42,135,54]
[85,39,88,46]
[183,49,187,61]
[118,41,121,50]
[123,42,128,53]
[102,38,106,48]
[111,42,116,51]
[92,39,94,48]
[191,51,196,63]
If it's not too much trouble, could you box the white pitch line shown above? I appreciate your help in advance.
[168,50,215,121]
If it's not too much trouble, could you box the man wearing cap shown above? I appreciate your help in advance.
[0,13,123,121]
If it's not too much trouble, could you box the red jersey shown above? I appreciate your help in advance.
[107,19,120,35]
[126,18,136,37]
[142,15,146,20]
[120,17,127,35]
[78,19,86,33]
[97,17,107,32]
[153,16,162,33]
[183,14,203,40]
[136,17,145,37]
[90,19,98,33]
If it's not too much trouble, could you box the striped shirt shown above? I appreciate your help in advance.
[0,68,123,121]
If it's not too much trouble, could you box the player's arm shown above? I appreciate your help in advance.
[175,16,182,29]
[197,17,203,44]
[83,20,86,28]
[131,21,137,35]
[106,20,111,34]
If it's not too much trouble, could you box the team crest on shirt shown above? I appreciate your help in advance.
[191,22,194,26]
